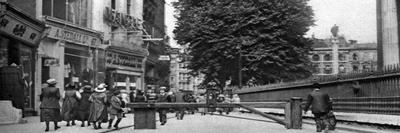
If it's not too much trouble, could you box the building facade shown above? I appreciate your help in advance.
[310,38,377,75]
[0,1,46,115]
[92,0,146,92]
[169,48,203,94]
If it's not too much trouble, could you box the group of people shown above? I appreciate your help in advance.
[39,79,129,132]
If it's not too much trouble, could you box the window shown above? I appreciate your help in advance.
[339,53,345,61]
[324,54,332,61]
[42,0,89,27]
[312,54,320,61]
[323,64,332,74]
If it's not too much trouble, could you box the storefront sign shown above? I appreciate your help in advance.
[43,58,60,66]
[47,25,100,46]
[0,15,42,44]
[104,7,142,30]
[106,51,143,71]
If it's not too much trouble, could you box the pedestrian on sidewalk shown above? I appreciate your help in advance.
[75,83,93,127]
[304,83,335,132]
[61,83,81,126]
[88,84,108,129]
[174,90,186,120]
[108,90,125,129]
[156,87,169,125]
[39,79,61,132]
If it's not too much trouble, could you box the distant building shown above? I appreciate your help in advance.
[169,47,204,94]
[310,37,377,75]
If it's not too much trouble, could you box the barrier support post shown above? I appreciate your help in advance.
[285,97,302,129]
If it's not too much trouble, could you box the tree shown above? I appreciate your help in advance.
[173,0,315,89]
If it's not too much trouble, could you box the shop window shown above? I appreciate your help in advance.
[312,54,320,61]
[42,0,89,27]
[324,54,332,61]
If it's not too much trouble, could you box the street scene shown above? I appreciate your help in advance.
[0,0,400,133]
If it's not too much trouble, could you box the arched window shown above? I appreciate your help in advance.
[324,54,332,61]
[312,54,320,61]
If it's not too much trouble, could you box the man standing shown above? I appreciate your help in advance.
[174,90,185,120]
[304,83,334,132]
[156,87,169,125]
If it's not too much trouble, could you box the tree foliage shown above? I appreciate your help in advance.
[173,0,315,88]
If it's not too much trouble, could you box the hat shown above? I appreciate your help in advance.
[46,79,57,85]
[218,94,225,97]
[160,86,166,90]
[113,90,121,95]
[94,84,106,93]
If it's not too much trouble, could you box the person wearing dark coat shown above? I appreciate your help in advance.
[61,83,81,126]
[40,79,61,132]
[174,91,185,120]
[156,87,169,125]
[76,84,93,127]
[304,83,334,132]
[108,90,124,129]
[134,90,147,102]
[88,84,108,129]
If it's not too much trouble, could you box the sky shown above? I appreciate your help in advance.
[165,0,377,48]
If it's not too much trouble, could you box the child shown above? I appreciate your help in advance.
[108,90,124,129]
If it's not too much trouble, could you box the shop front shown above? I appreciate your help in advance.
[36,16,103,113]
[0,2,46,116]
[105,46,145,92]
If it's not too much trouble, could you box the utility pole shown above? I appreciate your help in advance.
[238,45,243,89]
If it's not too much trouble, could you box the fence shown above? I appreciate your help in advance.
[332,96,400,115]
[235,64,400,115]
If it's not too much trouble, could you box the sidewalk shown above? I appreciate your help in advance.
[0,112,398,133]
[254,108,400,126]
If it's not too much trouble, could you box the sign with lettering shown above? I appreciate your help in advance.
[47,25,100,46]
[43,58,60,67]
[0,15,42,44]
[106,51,143,71]
[104,7,142,30]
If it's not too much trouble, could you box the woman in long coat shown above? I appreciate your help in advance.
[61,84,81,126]
[75,84,93,127]
[40,79,61,132]
[88,84,108,129]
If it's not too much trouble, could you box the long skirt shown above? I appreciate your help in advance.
[75,109,90,121]
[61,99,78,121]
[40,108,61,122]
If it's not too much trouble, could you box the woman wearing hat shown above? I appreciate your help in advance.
[61,83,81,126]
[39,79,61,132]
[75,84,93,127]
[88,84,108,129]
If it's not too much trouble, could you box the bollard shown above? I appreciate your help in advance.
[285,97,302,129]
[134,102,156,129]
